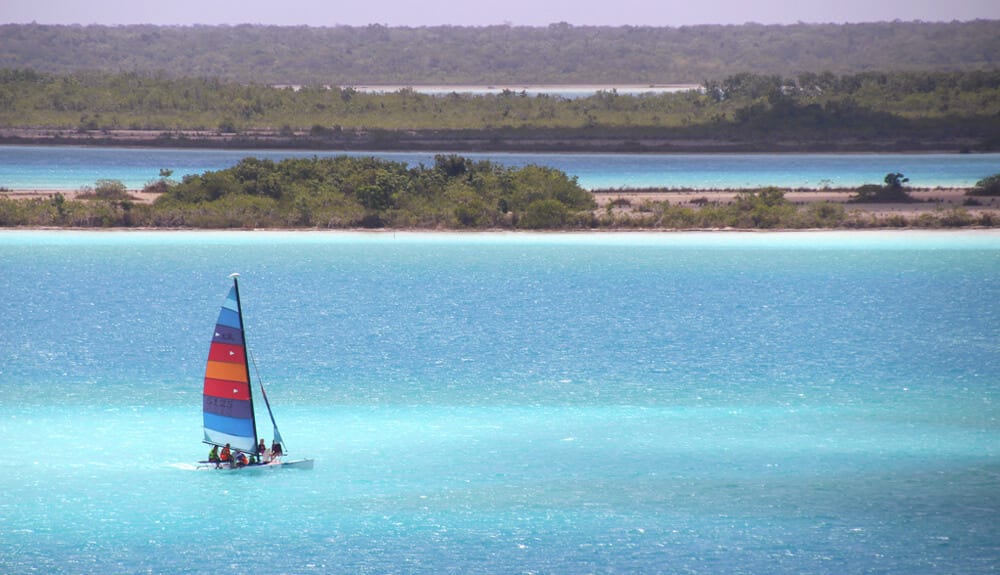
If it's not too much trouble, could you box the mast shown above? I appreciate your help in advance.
[230,273,260,454]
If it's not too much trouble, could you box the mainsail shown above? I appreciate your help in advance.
[202,276,258,453]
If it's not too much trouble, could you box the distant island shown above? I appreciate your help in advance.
[1,69,998,153]
[2,156,997,229]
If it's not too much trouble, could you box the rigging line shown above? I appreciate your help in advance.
[248,348,287,453]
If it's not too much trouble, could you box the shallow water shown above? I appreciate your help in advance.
[1,230,998,574]
[1,145,997,190]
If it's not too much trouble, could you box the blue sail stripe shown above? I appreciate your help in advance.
[211,324,242,345]
[217,307,241,329]
[204,412,255,439]
[223,288,238,310]
[203,395,253,419]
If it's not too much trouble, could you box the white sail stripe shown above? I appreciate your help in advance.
[204,429,256,453]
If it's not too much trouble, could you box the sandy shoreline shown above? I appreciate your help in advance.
[593,188,1000,222]
[4,187,999,222]
[2,189,163,204]
[591,187,1000,219]
[0,127,981,153]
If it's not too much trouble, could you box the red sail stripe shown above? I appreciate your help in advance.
[204,377,251,400]
[207,342,245,364]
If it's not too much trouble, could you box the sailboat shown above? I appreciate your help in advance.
[198,273,314,471]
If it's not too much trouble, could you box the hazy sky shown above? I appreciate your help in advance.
[3,0,998,27]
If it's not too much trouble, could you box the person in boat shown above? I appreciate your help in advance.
[236,452,249,467]
[257,439,268,463]
[271,440,283,460]
[219,443,231,464]
[208,445,220,463]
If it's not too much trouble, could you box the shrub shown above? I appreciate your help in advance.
[520,199,570,229]
[77,179,130,200]
[968,173,1000,196]
[804,202,846,227]
[850,172,916,203]
[939,208,974,227]
[850,183,914,203]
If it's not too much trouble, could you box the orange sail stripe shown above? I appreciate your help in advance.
[204,377,251,400]
[205,360,248,383]
[208,342,245,364]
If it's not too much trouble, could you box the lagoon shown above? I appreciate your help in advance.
[1,145,997,191]
[1,230,998,574]
[344,83,702,99]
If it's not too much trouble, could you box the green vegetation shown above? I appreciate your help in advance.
[968,173,1000,196]
[1,22,997,85]
[1,159,993,229]
[596,188,839,229]
[1,69,998,151]
[597,188,990,229]
[850,172,916,202]
[0,155,596,229]
[78,179,132,200]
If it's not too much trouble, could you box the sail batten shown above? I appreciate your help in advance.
[202,281,258,454]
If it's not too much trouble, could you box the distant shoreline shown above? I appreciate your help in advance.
[278,83,702,94]
[0,128,984,154]
[590,187,999,220]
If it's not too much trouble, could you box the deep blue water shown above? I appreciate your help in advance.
[1,145,997,191]
[1,230,998,574]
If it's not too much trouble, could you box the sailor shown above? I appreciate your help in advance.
[208,445,220,463]
[258,439,268,463]
[271,440,283,460]
[220,443,231,463]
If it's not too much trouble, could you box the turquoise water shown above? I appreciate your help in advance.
[1,145,998,190]
[1,230,998,574]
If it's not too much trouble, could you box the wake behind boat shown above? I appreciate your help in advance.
[197,273,313,471]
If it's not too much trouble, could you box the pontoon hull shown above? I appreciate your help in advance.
[197,458,314,471]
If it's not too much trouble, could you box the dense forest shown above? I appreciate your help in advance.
[1,21,998,85]
[2,69,999,151]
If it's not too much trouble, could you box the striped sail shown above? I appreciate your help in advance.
[202,283,257,453]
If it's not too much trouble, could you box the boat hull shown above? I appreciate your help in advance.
[196,458,314,471]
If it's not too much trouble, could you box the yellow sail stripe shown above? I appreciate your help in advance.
[205,360,248,383]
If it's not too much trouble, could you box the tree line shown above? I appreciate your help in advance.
[1,21,997,85]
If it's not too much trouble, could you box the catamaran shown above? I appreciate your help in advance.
[198,274,313,471]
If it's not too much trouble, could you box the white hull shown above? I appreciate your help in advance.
[197,458,314,471]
